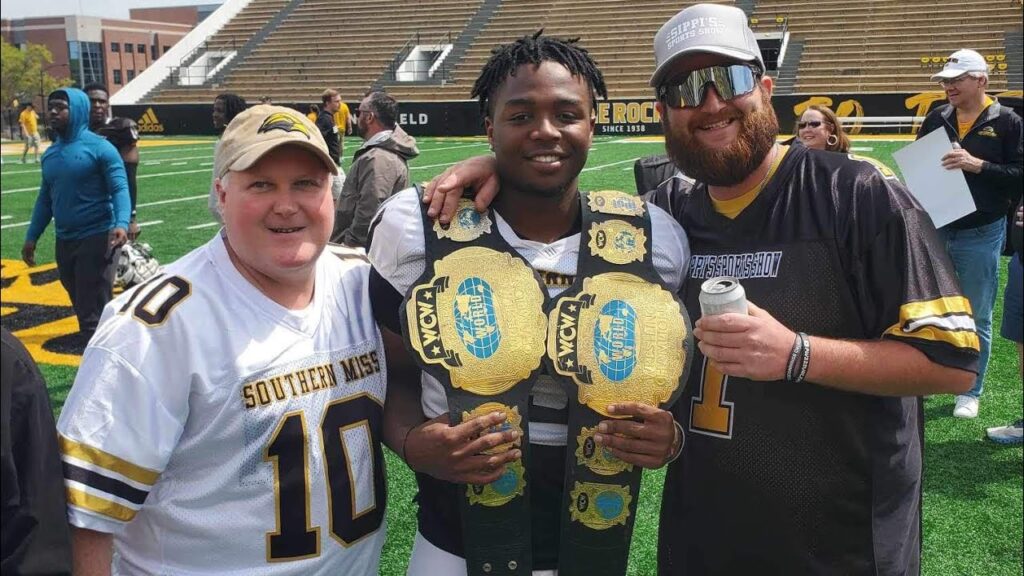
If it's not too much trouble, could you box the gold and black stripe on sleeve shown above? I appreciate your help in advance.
[59,436,160,523]
[883,296,980,352]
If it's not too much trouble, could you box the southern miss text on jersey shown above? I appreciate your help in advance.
[57,233,387,576]
[367,187,689,568]
[650,145,978,576]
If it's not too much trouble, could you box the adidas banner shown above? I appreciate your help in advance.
[114,93,1021,138]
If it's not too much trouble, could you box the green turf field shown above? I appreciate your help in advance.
[1,135,1020,575]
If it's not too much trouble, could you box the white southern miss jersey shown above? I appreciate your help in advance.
[57,233,387,576]
[369,188,689,446]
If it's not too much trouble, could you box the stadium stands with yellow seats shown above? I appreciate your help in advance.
[142,0,1022,103]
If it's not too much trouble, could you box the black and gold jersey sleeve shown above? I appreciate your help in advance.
[839,158,980,374]
[96,117,139,150]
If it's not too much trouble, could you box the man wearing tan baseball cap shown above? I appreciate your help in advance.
[60,103,406,575]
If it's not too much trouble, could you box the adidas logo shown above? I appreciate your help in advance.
[138,107,165,133]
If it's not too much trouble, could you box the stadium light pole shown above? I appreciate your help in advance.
[39,63,69,110]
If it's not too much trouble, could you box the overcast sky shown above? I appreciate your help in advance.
[1,0,222,20]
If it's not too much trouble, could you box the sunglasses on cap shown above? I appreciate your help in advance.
[656,65,760,109]
[797,120,824,129]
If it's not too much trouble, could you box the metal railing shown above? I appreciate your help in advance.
[385,31,455,83]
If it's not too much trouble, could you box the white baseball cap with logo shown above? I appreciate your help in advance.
[930,49,989,81]
[650,3,765,87]
[215,104,338,180]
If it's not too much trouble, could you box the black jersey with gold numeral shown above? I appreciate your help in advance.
[650,144,978,576]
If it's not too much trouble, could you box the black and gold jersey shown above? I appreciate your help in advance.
[651,144,978,576]
[94,117,139,151]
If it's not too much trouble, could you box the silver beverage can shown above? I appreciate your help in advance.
[699,276,748,317]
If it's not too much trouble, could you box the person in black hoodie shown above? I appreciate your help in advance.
[918,48,1024,419]
[1,328,73,575]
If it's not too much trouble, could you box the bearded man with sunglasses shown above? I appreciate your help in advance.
[917,49,1023,420]
[421,5,980,574]
[648,6,980,575]
[332,90,418,248]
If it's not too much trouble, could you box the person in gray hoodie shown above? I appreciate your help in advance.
[332,90,419,248]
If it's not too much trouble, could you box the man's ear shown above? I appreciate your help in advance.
[760,75,775,98]
[484,116,495,150]
[216,176,228,209]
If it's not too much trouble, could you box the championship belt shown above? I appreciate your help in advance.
[401,191,548,576]
[547,190,693,576]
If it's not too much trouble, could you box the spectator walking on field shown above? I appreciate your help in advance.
[918,48,1024,419]
[21,88,130,354]
[208,92,248,222]
[18,103,41,163]
[316,88,348,203]
[332,90,418,248]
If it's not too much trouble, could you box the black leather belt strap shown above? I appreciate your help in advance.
[401,190,548,576]
[547,191,693,576]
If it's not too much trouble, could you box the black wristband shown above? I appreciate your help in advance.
[794,333,811,383]
[785,332,802,382]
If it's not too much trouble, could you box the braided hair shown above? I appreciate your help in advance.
[215,93,248,125]
[471,30,607,116]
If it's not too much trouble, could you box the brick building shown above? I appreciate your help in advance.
[1,5,217,101]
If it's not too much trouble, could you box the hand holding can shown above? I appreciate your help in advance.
[699,276,748,317]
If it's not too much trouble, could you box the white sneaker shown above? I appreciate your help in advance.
[986,420,1024,444]
[953,395,979,419]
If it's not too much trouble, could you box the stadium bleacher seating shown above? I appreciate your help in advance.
[153,0,485,103]
[207,0,291,51]
[753,0,1022,93]
[145,0,1023,104]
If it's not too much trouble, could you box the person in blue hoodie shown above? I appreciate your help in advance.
[21,88,130,351]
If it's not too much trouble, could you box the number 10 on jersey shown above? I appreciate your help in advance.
[263,394,385,561]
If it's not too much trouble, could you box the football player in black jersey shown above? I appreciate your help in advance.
[421,5,980,575]
[84,83,140,240]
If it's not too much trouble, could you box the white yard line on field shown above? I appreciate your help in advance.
[187,222,220,230]
[1,168,42,175]
[581,158,640,172]
[142,154,215,165]
[1,215,10,220]
[138,194,207,208]
[410,161,459,171]
[2,167,214,195]
[140,145,215,156]
[416,142,489,153]
[1,186,38,195]
[0,221,29,229]
[138,168,212,179]
[137,220,164,227]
